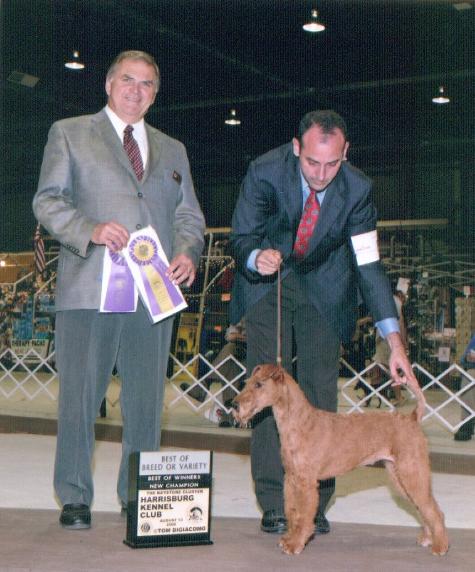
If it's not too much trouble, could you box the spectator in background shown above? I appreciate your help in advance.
[180,319,246,408]
[368,290,409,406]
[455,333,475,441]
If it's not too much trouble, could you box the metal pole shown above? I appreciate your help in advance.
[196,231,214,356]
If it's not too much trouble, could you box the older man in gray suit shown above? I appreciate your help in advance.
[33,50,205,529]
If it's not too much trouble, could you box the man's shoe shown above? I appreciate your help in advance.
[314,512,330,534]
[59,504,91,530]
[454,420,474,441]
[260,509,287,533]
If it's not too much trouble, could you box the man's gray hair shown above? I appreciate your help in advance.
[106,50,160,92]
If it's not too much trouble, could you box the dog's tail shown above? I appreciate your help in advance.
[409,381,426,423]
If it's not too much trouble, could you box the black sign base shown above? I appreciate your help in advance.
[124,537,213,549]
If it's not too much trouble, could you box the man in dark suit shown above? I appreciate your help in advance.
[230,110,417,534]
[33,51,205,529]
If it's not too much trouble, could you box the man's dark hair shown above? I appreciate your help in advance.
[297,110,348,143]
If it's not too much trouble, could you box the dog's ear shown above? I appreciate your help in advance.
[270,367,285,384]
[251,365,262,376]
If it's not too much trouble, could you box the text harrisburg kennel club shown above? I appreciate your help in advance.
[125,450,213,548]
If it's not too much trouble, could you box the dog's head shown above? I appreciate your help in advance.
[231,364,285,426]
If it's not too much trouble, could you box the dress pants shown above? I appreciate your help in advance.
[54,301,174,507]
[245,271,341,515]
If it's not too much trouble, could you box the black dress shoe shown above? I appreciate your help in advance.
[260,509,287,533]
[314,512,330,534]
[454,420,474,441]
[59,503,91,530]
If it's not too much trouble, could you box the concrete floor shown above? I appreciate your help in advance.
[0,510,473,572]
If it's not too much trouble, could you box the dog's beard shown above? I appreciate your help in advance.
[231,406,257,427]
[231,409,250,427]
[232,391,273,425]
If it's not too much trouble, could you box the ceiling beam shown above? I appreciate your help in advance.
[154,69,475,112]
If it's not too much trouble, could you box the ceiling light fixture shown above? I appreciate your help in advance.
[303,8,325,33]
[65,50,85,70]
[7,70,40,88]
[225,109,241,125]
[453,2,472,11]
[432,86,450,104]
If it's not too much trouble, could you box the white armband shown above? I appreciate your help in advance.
[351,230,380,266]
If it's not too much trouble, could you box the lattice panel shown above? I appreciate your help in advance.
[1,346,474,434]
[341,360,475,432]
[168,352,247,414]
[0,348,57,400]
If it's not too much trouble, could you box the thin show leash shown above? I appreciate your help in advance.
[276,265,282,366]
[276,264,291,419]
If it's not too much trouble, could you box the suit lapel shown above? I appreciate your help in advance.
[305,169,346,253]
[279,150,302,234]
[142,124,162,182]
[92,111,139,180]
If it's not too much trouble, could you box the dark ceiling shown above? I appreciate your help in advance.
[1,0,474,248]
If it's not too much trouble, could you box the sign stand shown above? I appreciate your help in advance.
[124,450,213,548]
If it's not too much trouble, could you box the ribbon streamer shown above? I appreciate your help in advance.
[129,236,183,314]
[100,250,137,312]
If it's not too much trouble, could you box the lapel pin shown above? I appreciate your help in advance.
[172,170,182,184]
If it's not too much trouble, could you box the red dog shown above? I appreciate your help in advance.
[232,364,449,556]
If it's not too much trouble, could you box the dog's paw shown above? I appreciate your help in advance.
[417,530,432,548]
[417,530,449,556]
[279,535,305,555]
[431,544,449,556]
[431,538,449,556]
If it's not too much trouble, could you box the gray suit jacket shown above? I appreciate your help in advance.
[33,109,205,311]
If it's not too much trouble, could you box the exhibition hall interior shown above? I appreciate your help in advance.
[0,1,474,570]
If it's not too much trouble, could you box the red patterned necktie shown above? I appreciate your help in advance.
[293,188,320,258]
[123,125,144,181]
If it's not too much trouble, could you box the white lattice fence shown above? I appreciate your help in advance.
[168,352,247,423]
[340,358,475,433]
[1,346,474,433]
[0,347,57,400]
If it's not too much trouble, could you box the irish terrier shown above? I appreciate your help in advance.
[232,364,449,556]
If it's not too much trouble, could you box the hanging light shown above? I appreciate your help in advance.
[225,109,241,125]
[432,86,450,104]
[303,8,325,33]
[65,50,85,70]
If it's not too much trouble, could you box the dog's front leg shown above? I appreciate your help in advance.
[279,474,317,555]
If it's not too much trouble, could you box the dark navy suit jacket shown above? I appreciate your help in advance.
[230,142,396,343]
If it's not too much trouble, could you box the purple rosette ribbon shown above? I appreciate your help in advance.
[128,236,183,315]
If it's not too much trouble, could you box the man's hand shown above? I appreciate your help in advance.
[91,222,129,252]
[386,332,418,392]
[167,254,196,287]
[255,249,282,275]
